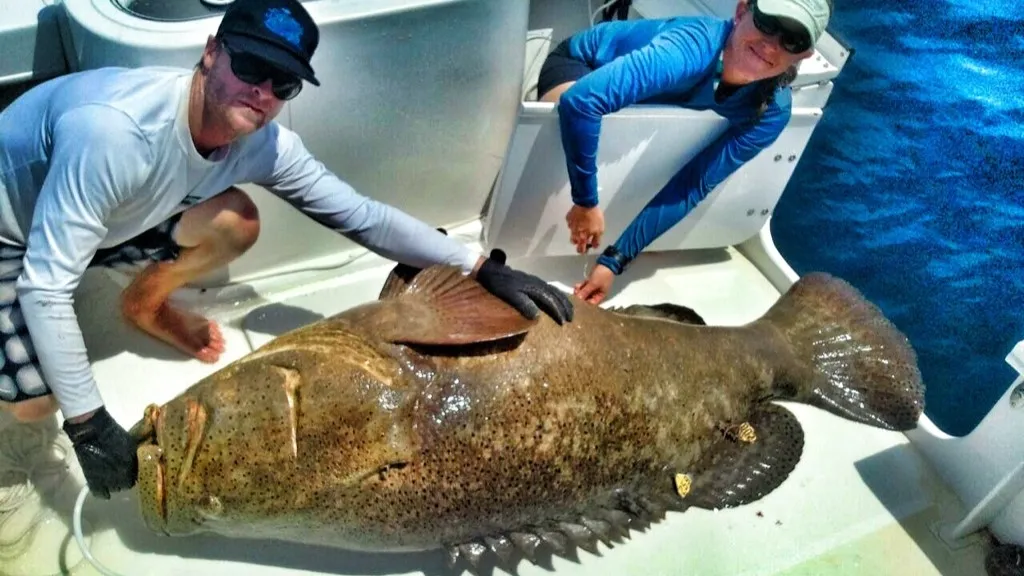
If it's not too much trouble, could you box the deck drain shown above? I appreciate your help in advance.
[1010,383,1024,409]
[986,543,1024,576]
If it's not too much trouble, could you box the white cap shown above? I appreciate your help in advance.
[757,0,832,44]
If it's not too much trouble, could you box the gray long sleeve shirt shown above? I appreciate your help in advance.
[0,67,479,418]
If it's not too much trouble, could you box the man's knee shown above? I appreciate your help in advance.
[1,395,58,423]
[179,187,261,252]
[216,187,260,222]
[214,187,260,251]
[539,81,576,104]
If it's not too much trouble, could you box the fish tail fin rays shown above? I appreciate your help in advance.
[759,273,925,431]
[676,404,804,510]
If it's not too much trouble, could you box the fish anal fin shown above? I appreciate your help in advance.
[680,403,804,510]
[366,265,537,346]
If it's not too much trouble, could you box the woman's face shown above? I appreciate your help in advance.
[723,2,815,84]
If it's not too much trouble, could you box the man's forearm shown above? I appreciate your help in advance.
[15,287,104,419]
[334,198,481,274]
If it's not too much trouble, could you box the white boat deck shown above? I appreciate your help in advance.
[0,220,992,576]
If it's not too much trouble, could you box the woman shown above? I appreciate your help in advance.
[538,0,832,303]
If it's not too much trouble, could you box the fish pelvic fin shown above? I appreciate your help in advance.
[675,403,803,510]
[758,273,925,431]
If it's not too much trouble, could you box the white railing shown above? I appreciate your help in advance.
[907,340,1024,549]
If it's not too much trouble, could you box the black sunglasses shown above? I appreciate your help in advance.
[750,2,813,55]
[221,39,303,101]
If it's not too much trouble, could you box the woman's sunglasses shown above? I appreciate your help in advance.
[750,2,814,55]
[221,39,303,101]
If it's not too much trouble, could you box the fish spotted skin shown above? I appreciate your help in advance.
[132,266,923,561]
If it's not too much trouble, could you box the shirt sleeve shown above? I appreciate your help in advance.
[598,98,791,274]
[15,105,152,418]
[253,126,480,274]
[558,23,718,208]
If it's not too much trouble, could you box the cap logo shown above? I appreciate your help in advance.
[264,7,303,49]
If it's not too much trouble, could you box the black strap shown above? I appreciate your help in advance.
[601,0,633,22]
[600,245,632,273]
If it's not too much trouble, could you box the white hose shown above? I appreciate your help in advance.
[73,485,129,576]
[590,0,622,26]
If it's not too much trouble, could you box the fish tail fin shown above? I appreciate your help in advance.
[758,273,925,431]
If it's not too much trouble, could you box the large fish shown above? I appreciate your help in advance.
[130,264,924,567]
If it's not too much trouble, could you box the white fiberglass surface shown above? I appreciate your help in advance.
[0,223,986,576]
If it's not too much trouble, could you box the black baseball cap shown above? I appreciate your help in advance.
[216,0,321,86]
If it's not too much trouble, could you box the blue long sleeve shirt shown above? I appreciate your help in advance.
[557,17,792,273]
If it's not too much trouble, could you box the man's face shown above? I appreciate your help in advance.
[726,2,814,84]
[200,38,288,137]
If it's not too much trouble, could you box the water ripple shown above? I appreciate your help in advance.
[773,6,1024,435]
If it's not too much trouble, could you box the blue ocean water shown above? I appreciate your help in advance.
[771,0,1024,436]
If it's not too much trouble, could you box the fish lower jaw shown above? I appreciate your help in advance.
[136,444,168,534]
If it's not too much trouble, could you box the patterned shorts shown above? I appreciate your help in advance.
[0,214,182,403]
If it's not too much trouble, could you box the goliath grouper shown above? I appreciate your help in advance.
[130,264,924,567]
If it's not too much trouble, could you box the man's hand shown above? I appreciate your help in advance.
[565,205,605,254]
[63,406,138,499]
[474,250,574,324]
[574,263,615,305]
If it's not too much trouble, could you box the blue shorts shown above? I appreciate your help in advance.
[0,214,182,403]
[537,39,596,100]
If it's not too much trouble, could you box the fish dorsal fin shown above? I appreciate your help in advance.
[609,303,706,325]
[372,265,537,346]
[444,501,661,568]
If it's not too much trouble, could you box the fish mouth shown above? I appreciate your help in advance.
[131,404,169,535]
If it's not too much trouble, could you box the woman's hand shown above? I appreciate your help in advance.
[574,264,615,305]
[565,205,605,254]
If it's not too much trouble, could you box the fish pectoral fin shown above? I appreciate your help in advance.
[608,303,707,325]
[375,265,538,346]
[379,262,422,300]
[678,403,804,509]
[379,228,454,300]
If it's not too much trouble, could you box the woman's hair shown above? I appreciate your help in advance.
[752,64,798,121]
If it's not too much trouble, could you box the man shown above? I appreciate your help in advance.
[0,0,572,499]
[538,0,830,303]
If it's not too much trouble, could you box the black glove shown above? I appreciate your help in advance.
[476,249,574,325]
[63,407,138,499]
